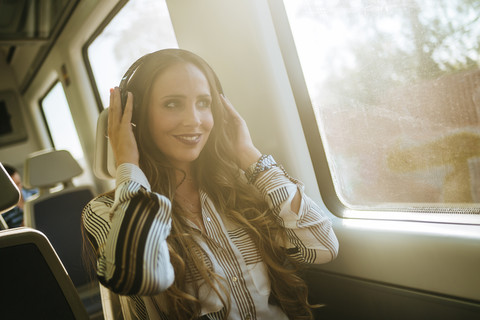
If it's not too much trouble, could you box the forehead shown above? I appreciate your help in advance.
[151,62,210,93]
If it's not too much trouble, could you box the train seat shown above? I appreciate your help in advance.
[0,163,20,230]
[22,149,102,318]
[0,228,90,319]
[0,162,89,318]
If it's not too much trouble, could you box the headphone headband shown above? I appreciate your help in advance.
[118,50,224,108]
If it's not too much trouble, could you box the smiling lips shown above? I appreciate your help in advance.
[174,134,202,145]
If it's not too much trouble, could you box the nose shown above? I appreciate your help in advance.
[182,103,201,127]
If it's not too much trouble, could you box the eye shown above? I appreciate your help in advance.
[164,99,180,109]
[197,98,211,108]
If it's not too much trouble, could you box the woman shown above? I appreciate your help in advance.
[82,49,338,320]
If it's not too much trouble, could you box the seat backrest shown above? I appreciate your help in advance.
[26,187,95,287]
[23,149,95,288]
[0,163,20,230]
[0,228,89,319]
[94,108,116,180]
[23,149,84,194]
[22,149,103,317]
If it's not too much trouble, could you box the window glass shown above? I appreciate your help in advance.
[87,0,178,108]
[283,0,480,209]
[40,82,92,186]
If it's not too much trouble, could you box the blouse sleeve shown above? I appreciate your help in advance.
[253,165,339,264]
[82,163,175,296]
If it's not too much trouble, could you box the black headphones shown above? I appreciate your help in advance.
[118,54,150,111]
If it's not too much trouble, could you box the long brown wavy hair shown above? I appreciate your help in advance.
[101,49,313,319]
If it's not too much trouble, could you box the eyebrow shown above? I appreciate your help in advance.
[161,94,212,99]
[198,94,212,99]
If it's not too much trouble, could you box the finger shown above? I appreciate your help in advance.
[221,94,246,128]
[220,94,235,114]
[221,94,243,121]
[121,91,134,125]
[109,87,115,106]
[109,88,123,136]
[107,88,115,136]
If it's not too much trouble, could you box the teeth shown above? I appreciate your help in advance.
[177,135,199,141]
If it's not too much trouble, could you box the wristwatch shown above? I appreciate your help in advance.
[245,155,277,184]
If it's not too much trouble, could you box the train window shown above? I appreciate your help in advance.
[39,81,93,186]
[85,0,178,109]
[40,82,83,160]
[281,1,480,215]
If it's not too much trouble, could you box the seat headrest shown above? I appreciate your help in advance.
[93,108,116,180]
[24,149,83,189]
[0,163,20,215]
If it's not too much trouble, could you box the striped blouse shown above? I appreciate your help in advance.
[82,161,339,319]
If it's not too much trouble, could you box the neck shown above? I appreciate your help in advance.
[174,164,198,192]
[175,170,195,186]
[172,161,193,182]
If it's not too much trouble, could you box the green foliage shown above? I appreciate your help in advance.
[298,0,480,105]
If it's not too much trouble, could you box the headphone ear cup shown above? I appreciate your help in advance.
[118,55,147,111]
[120,87,129,111]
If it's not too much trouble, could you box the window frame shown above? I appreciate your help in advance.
[267,0,480,224]
[81,0,129,113]
[38,80,60,148]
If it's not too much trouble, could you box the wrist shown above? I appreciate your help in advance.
[238,148,262,171]
[244,154,277,184]
[116,157,139,168]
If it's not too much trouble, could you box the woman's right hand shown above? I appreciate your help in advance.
[108,87,140,167]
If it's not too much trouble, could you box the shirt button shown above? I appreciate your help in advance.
[206,217,211,222]
[232,276,238,282]
[245,314,251,320]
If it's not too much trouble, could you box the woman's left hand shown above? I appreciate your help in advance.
[221,95,262,170]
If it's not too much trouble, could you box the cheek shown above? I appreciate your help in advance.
[147,112,159,139]
[147,106,156,130]
[203,111,215,132]
[148,110,171,140]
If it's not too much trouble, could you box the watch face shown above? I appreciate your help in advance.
[245,155,278,183]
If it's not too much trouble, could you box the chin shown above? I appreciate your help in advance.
[171,153,202,167]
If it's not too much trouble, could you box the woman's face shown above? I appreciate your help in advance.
[148,62,214,170]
